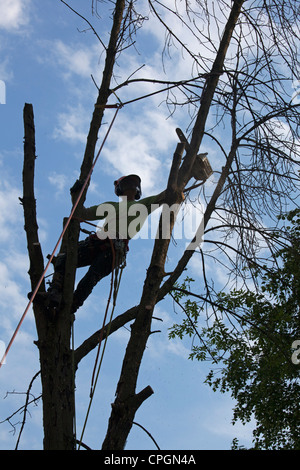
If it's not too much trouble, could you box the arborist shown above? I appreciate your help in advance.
[44,174,167,314]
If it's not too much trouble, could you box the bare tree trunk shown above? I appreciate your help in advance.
[23,103,75,449]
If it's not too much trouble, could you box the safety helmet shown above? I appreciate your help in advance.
[114,174,142,200]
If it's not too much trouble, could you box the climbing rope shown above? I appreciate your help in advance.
[0,104,121,369]
[90,239,126,393]
[90,236,116,394]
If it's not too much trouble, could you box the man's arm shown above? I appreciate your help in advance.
[80,205,100,221]
[153,190,166,205]
[140,189,185,216]
[151,189,185,206]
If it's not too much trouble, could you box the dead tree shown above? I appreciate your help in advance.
[14,0,300,450]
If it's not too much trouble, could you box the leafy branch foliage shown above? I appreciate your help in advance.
[169,209,300,449]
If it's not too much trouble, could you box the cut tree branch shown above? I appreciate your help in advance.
[22,104,45,294]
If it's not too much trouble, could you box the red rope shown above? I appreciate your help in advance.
[89,236,116,395]
[0,105,121,368]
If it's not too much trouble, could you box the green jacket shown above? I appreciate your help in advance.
[81,194,164,240]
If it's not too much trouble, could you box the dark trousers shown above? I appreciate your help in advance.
[54,235,126,312]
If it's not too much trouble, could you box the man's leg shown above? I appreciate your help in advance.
[42,237,94,309]
[71,248,114,313]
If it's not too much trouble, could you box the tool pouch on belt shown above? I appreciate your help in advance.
[77,233,128,267]
[88,234,111,261]
[76,234,108,267]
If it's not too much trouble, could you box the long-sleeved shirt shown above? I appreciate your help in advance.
[80,193,165,240]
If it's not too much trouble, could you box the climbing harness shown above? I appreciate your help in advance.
[0,104,121,368]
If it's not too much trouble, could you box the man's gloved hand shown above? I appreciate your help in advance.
[70,179,84,195]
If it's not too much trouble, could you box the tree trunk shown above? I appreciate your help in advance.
[38,321,76,449]
[23,104,76,449]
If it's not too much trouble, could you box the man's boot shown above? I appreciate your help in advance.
[27,290,48,304]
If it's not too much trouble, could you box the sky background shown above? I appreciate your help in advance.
[0,0,257,450]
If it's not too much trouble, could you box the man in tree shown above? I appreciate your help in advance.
[42,174,166,314]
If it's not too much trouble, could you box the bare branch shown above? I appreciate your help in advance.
[15,371,41,450]
[132,421,160,450]
[74,305,138,367]
[60,0,107,50]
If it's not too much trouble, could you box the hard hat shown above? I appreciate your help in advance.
[114,174,142,200]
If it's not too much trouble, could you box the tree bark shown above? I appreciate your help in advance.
[23,104,75,449]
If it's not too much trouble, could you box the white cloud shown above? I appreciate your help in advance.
[141,0,227,78]
[2,250,29,282]
[0,0,31,31]
[202,397,255,445]
[0,183,33,347]
[0,183,40,383]
[48,171,68,195]
[0,261,28,324]
[102,108,177,193]
[145,306,192,361]
[0,182,23,243]
[0,56,13,83]
[40,39,103,80]
[53,104,89,144]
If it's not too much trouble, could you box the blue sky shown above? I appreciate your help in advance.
[0,0,257,450]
